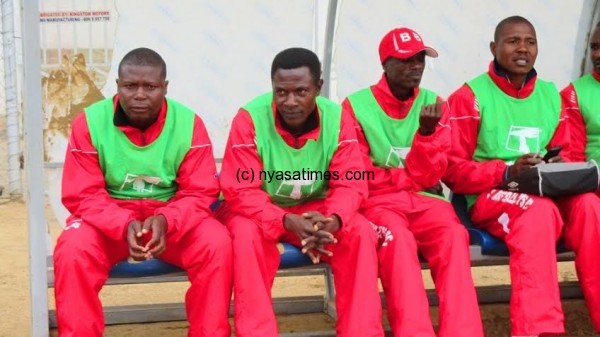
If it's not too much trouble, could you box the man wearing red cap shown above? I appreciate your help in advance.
[342,27,483,337]
[444,15,600,336]
[216,47,384,337]
[559,21,600,333]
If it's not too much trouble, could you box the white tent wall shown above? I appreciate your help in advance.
[41,0,322,229]
[19,0,599,335]
[103,1,317,160]
[38,0,600,164]
[40,0,318,164]
[332,0,598,102]
[28,1,323,335]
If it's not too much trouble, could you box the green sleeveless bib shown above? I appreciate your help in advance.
[465,74,560,207]
[245,93,341,207]
[347,87,437,168]
[573,74,600,162]
[85,97,194,201]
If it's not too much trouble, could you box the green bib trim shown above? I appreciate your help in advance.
[573,74,600,162]
[85,97,195,201]
[245,93,341,207]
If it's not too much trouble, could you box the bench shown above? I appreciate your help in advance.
[450,193,573,259]
[46,193,583,331]
[47,242,336,327]
[44,165,337,330]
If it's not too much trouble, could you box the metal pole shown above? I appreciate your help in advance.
[321,0,338,99]
[21,0,50,335]
[2,0,22,195]
[584,0,600,75]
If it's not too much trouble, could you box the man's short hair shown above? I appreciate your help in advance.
[118,47,167,79]
[270,47,321,85]
[494,16,535,42]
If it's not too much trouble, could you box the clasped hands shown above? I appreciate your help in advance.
[283,211,340,264]
[126,214,168,261]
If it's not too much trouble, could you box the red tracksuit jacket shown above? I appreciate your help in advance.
[62,95,220,242]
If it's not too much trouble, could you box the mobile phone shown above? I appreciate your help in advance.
[542,145,562,162]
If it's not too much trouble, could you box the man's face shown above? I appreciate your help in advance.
[590,27,600,74]
[272,66,322,131]
[383,51,426,91]
[117,64,168,129]
[491,22,538,77]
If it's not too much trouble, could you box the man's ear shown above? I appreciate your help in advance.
[316,78,324,94]
[489,41,496,58]
[164,80,169,95]
[381,58,391,75]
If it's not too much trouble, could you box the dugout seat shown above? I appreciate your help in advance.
[109,242,313,277]
[108,199,313,277]
[450,193,568,256]
[48,199,327,328]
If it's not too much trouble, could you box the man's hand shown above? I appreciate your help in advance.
[126,220,146,261]
[125,215,167,261]
[141,215,168,259]
[546,155,563,163]
[284,213,317,238]
[418,102,443,136]
[303,211,340,235]
[507,153,543,178]
[284,213,321,263]
[300,211,340,260]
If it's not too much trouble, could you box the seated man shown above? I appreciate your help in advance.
[560,21,600,333]
[53,47,232,337]
[216,47,383,337]
[343,27,483,337]
[445,16,600,336]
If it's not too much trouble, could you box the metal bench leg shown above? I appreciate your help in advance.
[323,265,337,320]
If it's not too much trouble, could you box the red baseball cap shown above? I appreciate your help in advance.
[378,27,438,64]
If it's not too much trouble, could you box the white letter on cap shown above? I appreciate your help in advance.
[399,32,411,42]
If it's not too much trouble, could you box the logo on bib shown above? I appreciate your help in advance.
[119,173,163,194]
[385,146,411,168]
[274,178,316,200]
[505,126,541,154]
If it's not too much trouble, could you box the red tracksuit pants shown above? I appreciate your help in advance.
[362,192,483,337]
[556,192,600,332]
[216,199,384,337]
[53,212,233,337]
[470,189,564,336]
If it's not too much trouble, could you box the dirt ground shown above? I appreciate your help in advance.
[0,199,598,337]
